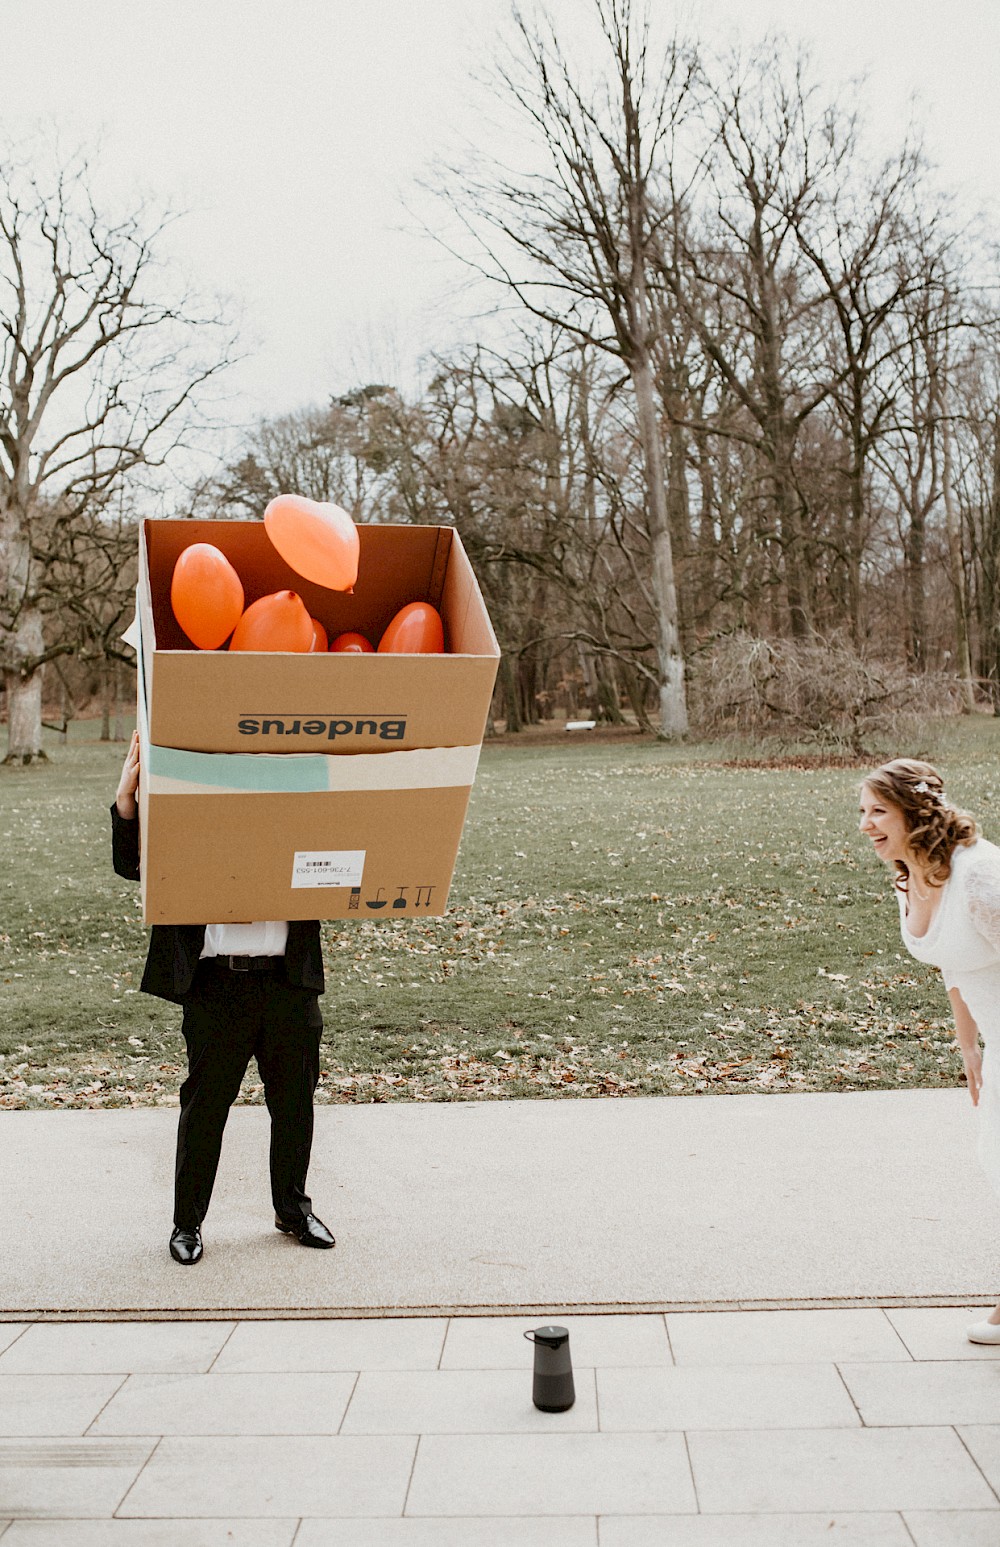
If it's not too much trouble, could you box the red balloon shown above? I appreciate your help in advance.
[330,631,375,654]
[229,591,314,653]
[378,602,444,654]
[309,618,329,652]
[264,494,360,592]
[170,543,244,649]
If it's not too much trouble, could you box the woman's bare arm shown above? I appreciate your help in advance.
[948,984,983,1106]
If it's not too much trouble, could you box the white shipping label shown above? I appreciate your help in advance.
[291,850,366,889]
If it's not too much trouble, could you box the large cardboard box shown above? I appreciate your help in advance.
[135,518,499,925]
[138,519,499,754]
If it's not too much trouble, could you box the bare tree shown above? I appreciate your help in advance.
[0,141,234,763]
[955,317,1000,707]
[372,331,668,730]
[35,491,139,736]
[789,140,927,642]
[653,45,866,639]
[440,0,695,736]
[207,388,400,524]
[872,228,979,687]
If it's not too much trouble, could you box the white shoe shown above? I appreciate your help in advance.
[966,1318,1000,1344]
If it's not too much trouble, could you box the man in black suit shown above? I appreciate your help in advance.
[112,730,335,1264]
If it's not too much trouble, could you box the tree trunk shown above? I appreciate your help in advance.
[2,603,46,765]
[595,660,625,724]
[941,410,976,711]
[771,421,813,640]
[4,668,45,763]
[100,661,110,741]
[59,672,70,745]
[666,419,693,650]
[694,434,723,624]
[904,509,927,671]
[112,658,127,741]
[620,660,655,734]
[631,348,688,737]
[984,428,1000,714]
[847,418,865,646]
[2,503,47,764]
[499,652,523,732]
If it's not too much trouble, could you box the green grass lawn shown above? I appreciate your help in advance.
[3,715,999,1108]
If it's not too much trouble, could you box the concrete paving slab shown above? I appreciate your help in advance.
[0,1375,124,1437]
[405,1432,696,1516]
[0,1322,235,1374]
[600,1516,912,1546]
[596,1362,860,1430]
[904,1512,1000,1546]
[686,1426,999,1513]
[340,1367,598,1433]
[887,1309,1000,1361]
[90,1370,357,1435]
[214,1318,447,1371]
[0,1525,298,1546]
[1,1091,997,1315]
[666,1309,912,1365]
[841,1360,1000,1425]
[955,1425,1000,1493]
[0,1438,155,1519]
[294,1522,597,1546]
[117,1434,416,1518]
[440,1314,672,1368]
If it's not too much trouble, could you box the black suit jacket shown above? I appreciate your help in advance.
[110,805,325,1004]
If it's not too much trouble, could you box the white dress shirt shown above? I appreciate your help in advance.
[200,922,289,959]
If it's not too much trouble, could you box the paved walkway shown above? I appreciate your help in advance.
[3,1089,1000,1539]
[3,1091,999,1314]
[2,1307,1000,1541]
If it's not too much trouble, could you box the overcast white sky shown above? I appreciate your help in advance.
[6,0,1000,438]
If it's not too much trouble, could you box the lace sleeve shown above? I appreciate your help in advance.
[966,853,1000,953]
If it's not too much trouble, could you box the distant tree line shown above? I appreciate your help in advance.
[4,2,999,757]
[196,4,1000,739]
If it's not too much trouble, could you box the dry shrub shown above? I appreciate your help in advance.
[688,632,966,754]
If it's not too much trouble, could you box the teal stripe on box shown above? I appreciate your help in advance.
[146,743,331,793]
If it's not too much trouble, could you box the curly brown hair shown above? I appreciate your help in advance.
[861,758,978,892]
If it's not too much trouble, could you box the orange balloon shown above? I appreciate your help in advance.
[309,618,329,652]
[378,602,445,654]
[330,631,375,654]
[229,591,314,652]
[264,494,360,591]
[170,543,244,649]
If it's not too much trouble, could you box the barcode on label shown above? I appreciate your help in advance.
[291,850,366,889]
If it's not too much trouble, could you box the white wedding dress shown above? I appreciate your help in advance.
[898,837,1000,1193]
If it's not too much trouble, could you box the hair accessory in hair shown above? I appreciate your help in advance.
[914,780,948,803]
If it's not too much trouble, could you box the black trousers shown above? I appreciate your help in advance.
[174,960,323,1231]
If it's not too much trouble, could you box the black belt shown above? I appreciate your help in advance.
[210,955,283,974]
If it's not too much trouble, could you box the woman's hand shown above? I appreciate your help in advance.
[948,986,983,1106]
[962,1045,984,1107]
[115,731,140,820]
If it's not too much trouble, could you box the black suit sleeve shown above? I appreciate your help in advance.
[110,803,141,882]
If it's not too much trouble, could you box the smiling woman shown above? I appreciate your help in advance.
[860,757,1000,1343]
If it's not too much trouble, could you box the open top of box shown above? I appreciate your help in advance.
[139,519,500,754]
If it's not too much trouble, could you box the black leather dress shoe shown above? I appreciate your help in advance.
[275,1212,335,1248]
[169,1226,203,1265]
